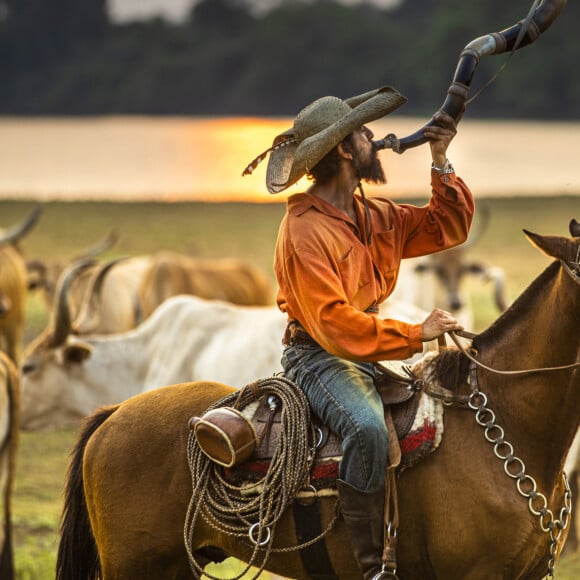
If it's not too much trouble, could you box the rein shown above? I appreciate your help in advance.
[448,331,580,377]
[447,257,580,377]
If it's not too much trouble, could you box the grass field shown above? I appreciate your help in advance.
[2,195,579,579]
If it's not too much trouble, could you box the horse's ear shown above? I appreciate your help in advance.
[570,218,580,238]
[523,229,568,260]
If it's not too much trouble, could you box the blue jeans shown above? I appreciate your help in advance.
[281,344,388,492]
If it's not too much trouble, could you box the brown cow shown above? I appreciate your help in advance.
[138,252,274,318]
[26,230,119,309]
[0,206,43,363]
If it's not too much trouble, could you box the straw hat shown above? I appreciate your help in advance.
[242,86,406,194]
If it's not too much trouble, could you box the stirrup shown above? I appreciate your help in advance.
[371,565,399,580]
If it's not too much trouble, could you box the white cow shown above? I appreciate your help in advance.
[391,251,506,333]
[20,294,287,431]
[391,207,507,333]
[20,284,433,431]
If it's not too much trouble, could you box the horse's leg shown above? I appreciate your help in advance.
[84,383,236,579]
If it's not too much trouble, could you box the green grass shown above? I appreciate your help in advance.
[4,195,580,578]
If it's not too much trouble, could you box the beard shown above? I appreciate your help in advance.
[352,146,387,184]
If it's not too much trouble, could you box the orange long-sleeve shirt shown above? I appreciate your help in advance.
[274,170,475,362]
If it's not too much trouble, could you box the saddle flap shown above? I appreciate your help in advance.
[374,361,419,405]
[251,396,343,460]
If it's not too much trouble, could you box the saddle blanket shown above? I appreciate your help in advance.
[226,389,444,496]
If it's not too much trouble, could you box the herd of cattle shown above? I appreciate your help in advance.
[0,204,577,571]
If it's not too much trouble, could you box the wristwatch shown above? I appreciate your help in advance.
[431,159,455,174]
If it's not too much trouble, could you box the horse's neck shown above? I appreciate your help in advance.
[474,261,579,475]
[479,262,578,365]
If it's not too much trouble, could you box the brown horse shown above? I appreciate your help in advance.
[56,223,580,580]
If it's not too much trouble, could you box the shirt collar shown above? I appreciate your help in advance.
[287,192,364,220]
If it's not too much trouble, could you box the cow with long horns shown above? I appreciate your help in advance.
[0,205,43,363]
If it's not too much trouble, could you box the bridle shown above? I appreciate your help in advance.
[562,246,580,284]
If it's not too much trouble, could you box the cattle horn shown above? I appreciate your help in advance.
[72,230,120,262]
[73,257,128,334]
[48,259,96,348]
[482,266,508,312]
[0,204,43,246]
[463,204,490,249]
[374,0,567,154]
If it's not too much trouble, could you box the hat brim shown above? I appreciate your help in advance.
[266,86,406,194]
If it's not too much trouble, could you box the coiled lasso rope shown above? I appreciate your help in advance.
[183,375,317,579]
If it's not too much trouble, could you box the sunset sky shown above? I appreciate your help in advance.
[1,116,578,203]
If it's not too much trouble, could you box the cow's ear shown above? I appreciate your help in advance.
[62,342,93,365]
[465,262,486,275]
[414,262,431,273]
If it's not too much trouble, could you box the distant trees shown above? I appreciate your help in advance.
[0,0,578,118]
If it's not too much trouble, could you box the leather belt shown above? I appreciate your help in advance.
[284,304,379,348]
[288,328,320,348]
[284,321,320,347]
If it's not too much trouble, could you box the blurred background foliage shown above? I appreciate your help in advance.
[0,0,578,118]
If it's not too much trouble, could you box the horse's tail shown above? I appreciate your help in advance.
[56,405,119,580]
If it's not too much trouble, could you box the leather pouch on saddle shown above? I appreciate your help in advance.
[189,407,258,468]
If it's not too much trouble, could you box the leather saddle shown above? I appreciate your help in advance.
[249,361,423,462]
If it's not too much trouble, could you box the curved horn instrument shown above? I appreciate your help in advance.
[374,0,567,154]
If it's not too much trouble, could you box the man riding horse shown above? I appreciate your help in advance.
[244,87,474,578]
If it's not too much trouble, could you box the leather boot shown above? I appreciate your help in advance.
[336,479,385,580]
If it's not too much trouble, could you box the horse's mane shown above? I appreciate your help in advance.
[474,260,560,350]
[425,348,472,393]
[422,261,561,393]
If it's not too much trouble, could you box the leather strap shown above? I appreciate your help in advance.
[381,407,402,574]
[448,331,580,376]
[293,500,339,580]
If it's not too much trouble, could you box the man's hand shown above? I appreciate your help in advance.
[424,110,460,167]
[421,308,463,341]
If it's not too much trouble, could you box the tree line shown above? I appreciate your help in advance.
[1,0,578,118]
